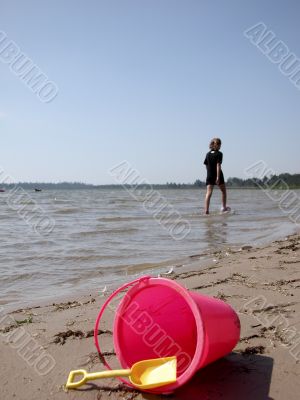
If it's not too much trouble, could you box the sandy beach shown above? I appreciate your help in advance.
[1,233,300,400]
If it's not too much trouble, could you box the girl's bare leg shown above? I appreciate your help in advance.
[219,183,227,209]
[204,185,214,214]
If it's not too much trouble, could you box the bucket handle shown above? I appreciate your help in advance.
[94,275,152,387]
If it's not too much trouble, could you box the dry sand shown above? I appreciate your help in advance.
[1,234,300,400]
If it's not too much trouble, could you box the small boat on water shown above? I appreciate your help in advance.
[0,188,5,192]
[34,188,42,192]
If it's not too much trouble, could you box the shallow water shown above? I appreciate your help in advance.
[0,188,299,310]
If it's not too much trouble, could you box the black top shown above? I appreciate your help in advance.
[204,150,224,185]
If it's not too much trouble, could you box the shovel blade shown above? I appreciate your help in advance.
[130,356,177,389]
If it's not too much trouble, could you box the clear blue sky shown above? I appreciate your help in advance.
[1,0,299,184]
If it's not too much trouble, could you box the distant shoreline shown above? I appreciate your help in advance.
[1,172,299,190]
[1,184,300,190]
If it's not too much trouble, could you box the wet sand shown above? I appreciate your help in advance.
[1,234,300,400]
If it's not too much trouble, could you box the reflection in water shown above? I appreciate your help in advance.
[203,216,229,248]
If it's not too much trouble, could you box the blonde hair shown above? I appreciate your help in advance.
[209,138,221,150]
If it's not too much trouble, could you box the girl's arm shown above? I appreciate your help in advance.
[216,163,221,184]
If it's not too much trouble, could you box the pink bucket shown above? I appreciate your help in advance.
[94,276,240,393]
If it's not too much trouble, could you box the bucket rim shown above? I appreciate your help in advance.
[113,276,205,392]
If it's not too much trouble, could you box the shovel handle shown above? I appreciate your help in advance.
[66,368,131,389]
[94,275,151,387]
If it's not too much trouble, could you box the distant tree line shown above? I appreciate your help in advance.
[1,173,300,189]
[226,173,300,188]
[1,182,96,190]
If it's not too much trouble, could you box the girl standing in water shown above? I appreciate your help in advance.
[203,138,230,215]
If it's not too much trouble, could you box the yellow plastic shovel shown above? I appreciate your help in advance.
[66,356,177,390]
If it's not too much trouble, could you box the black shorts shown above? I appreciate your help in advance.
[206,171,225,186]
